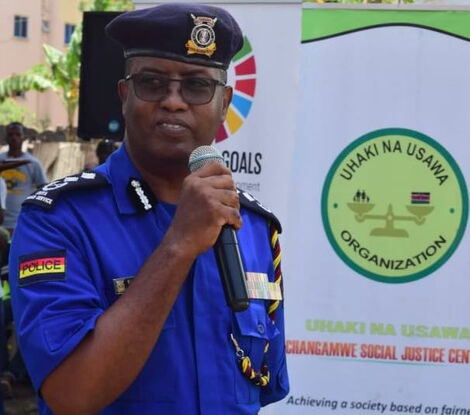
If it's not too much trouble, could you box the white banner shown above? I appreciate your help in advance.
[214,3,301,228]
[135,1,302,227]
[214,5,302,414]
[281,9,470,415]
[135,2,302,414]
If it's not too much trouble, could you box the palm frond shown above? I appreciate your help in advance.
[0,68,54,103]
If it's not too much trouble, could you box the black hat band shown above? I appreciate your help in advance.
[124,49,227,70]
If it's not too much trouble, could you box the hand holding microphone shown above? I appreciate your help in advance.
[185,145,249,312]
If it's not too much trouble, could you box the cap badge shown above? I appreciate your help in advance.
[186,14,217,58]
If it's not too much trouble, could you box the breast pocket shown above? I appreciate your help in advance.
[232,301,279,404]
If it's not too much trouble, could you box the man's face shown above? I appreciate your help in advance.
[6,125,24,152]
[119,57,232,169]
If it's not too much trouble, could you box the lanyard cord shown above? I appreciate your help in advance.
[230,223,283,387]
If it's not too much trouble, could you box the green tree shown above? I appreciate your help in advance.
[0,0,133,140]
[0,98,39,127]
[80,0,133,11]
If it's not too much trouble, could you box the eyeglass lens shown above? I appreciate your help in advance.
[132,74,221,105]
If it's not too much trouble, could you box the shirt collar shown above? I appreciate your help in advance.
[100,144,157,215]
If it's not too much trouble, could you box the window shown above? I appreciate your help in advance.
[42,20,50,33]
[64,23,75,44]
[14,16,28,38]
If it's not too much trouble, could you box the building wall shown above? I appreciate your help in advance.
[0,0,81,129]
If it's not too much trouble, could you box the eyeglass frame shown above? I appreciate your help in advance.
[123,73,227,105]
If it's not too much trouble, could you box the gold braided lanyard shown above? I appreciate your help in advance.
[230,223,283,387]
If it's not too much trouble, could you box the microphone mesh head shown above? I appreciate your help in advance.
[188,145,224,172]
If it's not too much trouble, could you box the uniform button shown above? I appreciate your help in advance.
[257,323,265,334]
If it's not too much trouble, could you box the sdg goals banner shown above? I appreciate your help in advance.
[279,8,470,415]
[134,0,302,226]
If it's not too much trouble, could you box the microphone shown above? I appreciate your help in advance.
[189,146,249,312]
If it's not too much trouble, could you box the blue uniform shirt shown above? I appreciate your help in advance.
[10,145,289,414]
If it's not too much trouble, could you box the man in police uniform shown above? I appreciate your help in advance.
[9,3,289,414]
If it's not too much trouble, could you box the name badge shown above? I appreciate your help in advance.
[246,272,282,301]
[113,276,134,295]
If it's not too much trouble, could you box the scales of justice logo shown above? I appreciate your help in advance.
[321,128,468,283]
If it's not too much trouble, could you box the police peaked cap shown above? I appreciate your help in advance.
[105,3,244,70]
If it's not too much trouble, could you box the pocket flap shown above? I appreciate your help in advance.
[234,302,279,340]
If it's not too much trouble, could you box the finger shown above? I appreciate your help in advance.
[192,161,231,178]
[222,205,243,230]
[217,189,240,210]
[200,174,236,191]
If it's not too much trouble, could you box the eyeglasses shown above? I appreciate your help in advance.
[124,73,226,105]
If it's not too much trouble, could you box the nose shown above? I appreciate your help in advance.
[159,80,188,111]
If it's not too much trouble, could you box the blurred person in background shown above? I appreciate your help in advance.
[0,123,48,235]
[96,138,118,165]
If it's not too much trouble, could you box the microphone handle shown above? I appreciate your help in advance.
[213,225,249,312]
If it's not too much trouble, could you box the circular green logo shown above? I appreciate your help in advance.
[322,128,468,283]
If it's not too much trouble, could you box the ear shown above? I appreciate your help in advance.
[220,86,233,123]
[118,79,129,118]
[118,79,128,103]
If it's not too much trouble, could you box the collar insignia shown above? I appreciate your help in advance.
[186,14,217,58]
[127,178,156,212]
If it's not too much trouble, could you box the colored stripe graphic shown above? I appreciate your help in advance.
[235,56,256,76]
[232,94,253,118]
[235,79,256,97]
[226,107,244,134]
[302,9,470,43]
[216,36,256,142]
[411,192,430,204]
[233,36,253,62]
[216,125,228,142]
[20,257,65,278]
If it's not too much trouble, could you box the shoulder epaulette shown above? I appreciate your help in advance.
[23,171,109,210]
[238,189,282,233]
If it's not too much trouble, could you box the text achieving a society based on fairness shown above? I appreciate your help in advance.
[286,396,470,415]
